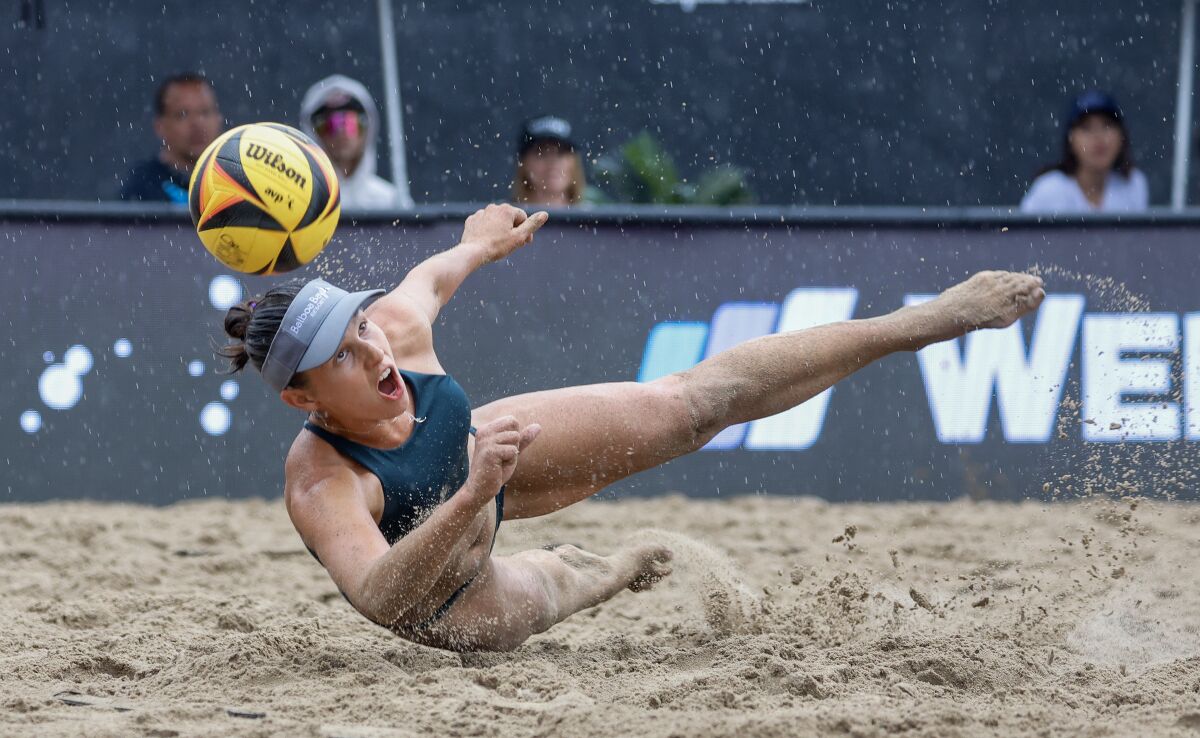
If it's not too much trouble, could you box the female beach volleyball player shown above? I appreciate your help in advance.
[220,204,1045,652]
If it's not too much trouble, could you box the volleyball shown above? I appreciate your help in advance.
[188,122,340,274]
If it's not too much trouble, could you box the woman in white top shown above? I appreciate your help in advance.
[1020,90,1148,214]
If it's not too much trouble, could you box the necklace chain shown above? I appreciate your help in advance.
[312,411,425,440]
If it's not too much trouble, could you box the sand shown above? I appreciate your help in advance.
[3,493,1200,737]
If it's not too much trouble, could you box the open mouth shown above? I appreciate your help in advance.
[377,367,402,400]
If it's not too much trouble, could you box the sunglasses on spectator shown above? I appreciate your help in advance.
[313,110,364,138]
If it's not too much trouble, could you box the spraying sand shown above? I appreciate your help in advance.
[3,493,1200,737]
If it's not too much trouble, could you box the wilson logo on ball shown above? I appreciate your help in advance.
[244,143,308,189]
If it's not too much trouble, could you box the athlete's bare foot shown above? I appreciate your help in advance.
[897,270,1045,348]
[621,544,674,592]
[551,542,674,596]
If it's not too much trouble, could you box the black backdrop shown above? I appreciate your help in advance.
[3,209,1199,504]
[0,0,1187,206]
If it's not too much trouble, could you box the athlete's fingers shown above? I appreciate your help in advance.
[514,211,549,242]
[518,423,542,451]
[481,415,521,435]
[491,430,522,448]
[493,444,518,463]
[510,205,529,226]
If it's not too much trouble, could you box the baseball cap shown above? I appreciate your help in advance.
[518,115,576,155]
[1066,90,1123,130]
[261,278,384,393]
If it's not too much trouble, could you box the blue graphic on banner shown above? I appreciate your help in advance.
[703,302,780,449]
[638,288,860,451]
[637,322,709,383]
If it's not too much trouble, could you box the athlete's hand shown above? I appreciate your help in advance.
[464,415,541,504]
[460,203,549,264]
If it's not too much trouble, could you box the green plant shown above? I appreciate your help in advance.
[590,132,755,206]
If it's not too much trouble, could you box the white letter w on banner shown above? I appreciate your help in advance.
[906,293,1085,444]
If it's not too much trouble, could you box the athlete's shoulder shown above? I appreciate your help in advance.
[285,430,377,522]
[285,428,358,493]
[284,431,384,562]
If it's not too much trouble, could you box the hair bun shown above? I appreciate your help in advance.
[212,281,305,378]
[223,302,253,341]
[218,301,255,372]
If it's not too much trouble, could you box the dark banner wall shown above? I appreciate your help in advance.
[0,1,1185,206]
[3,215,1199,504]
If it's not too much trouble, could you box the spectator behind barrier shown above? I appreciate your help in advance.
[118,72,223,204]
[1020,90,1148,214]
[512,115,587,207]
[299,75,412,210]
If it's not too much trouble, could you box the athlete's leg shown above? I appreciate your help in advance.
[478,270,1044,518]
[407,543,673,652]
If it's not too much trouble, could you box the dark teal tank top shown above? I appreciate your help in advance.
[303,369,502,547]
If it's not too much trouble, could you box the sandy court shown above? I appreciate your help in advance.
[3,493,1200,737]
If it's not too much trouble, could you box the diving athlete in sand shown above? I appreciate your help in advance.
[219,204,1044,651]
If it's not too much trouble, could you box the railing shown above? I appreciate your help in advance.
[6,200,1200,227]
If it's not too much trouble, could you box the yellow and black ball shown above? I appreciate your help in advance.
[188,123,340,274]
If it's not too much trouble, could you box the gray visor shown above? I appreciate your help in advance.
[261,279,385,393]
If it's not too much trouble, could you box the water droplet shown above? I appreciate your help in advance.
[200,402,231,436]
[20,410,41,434]
[209,275,243,310]
[64,345,93,375]
[39,365,83,410]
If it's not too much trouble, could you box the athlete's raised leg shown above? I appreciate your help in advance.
[476,271,1044,519]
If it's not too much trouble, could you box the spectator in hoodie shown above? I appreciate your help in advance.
[300,75,413,210]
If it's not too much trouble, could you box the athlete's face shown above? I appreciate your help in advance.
[291,312,410,423]
[1069,114,1123,173]
[154,82,222,167]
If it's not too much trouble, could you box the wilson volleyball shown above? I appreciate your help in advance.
[188,122,340,274]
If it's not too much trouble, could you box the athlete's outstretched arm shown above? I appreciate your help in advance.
[376,204,548,323]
